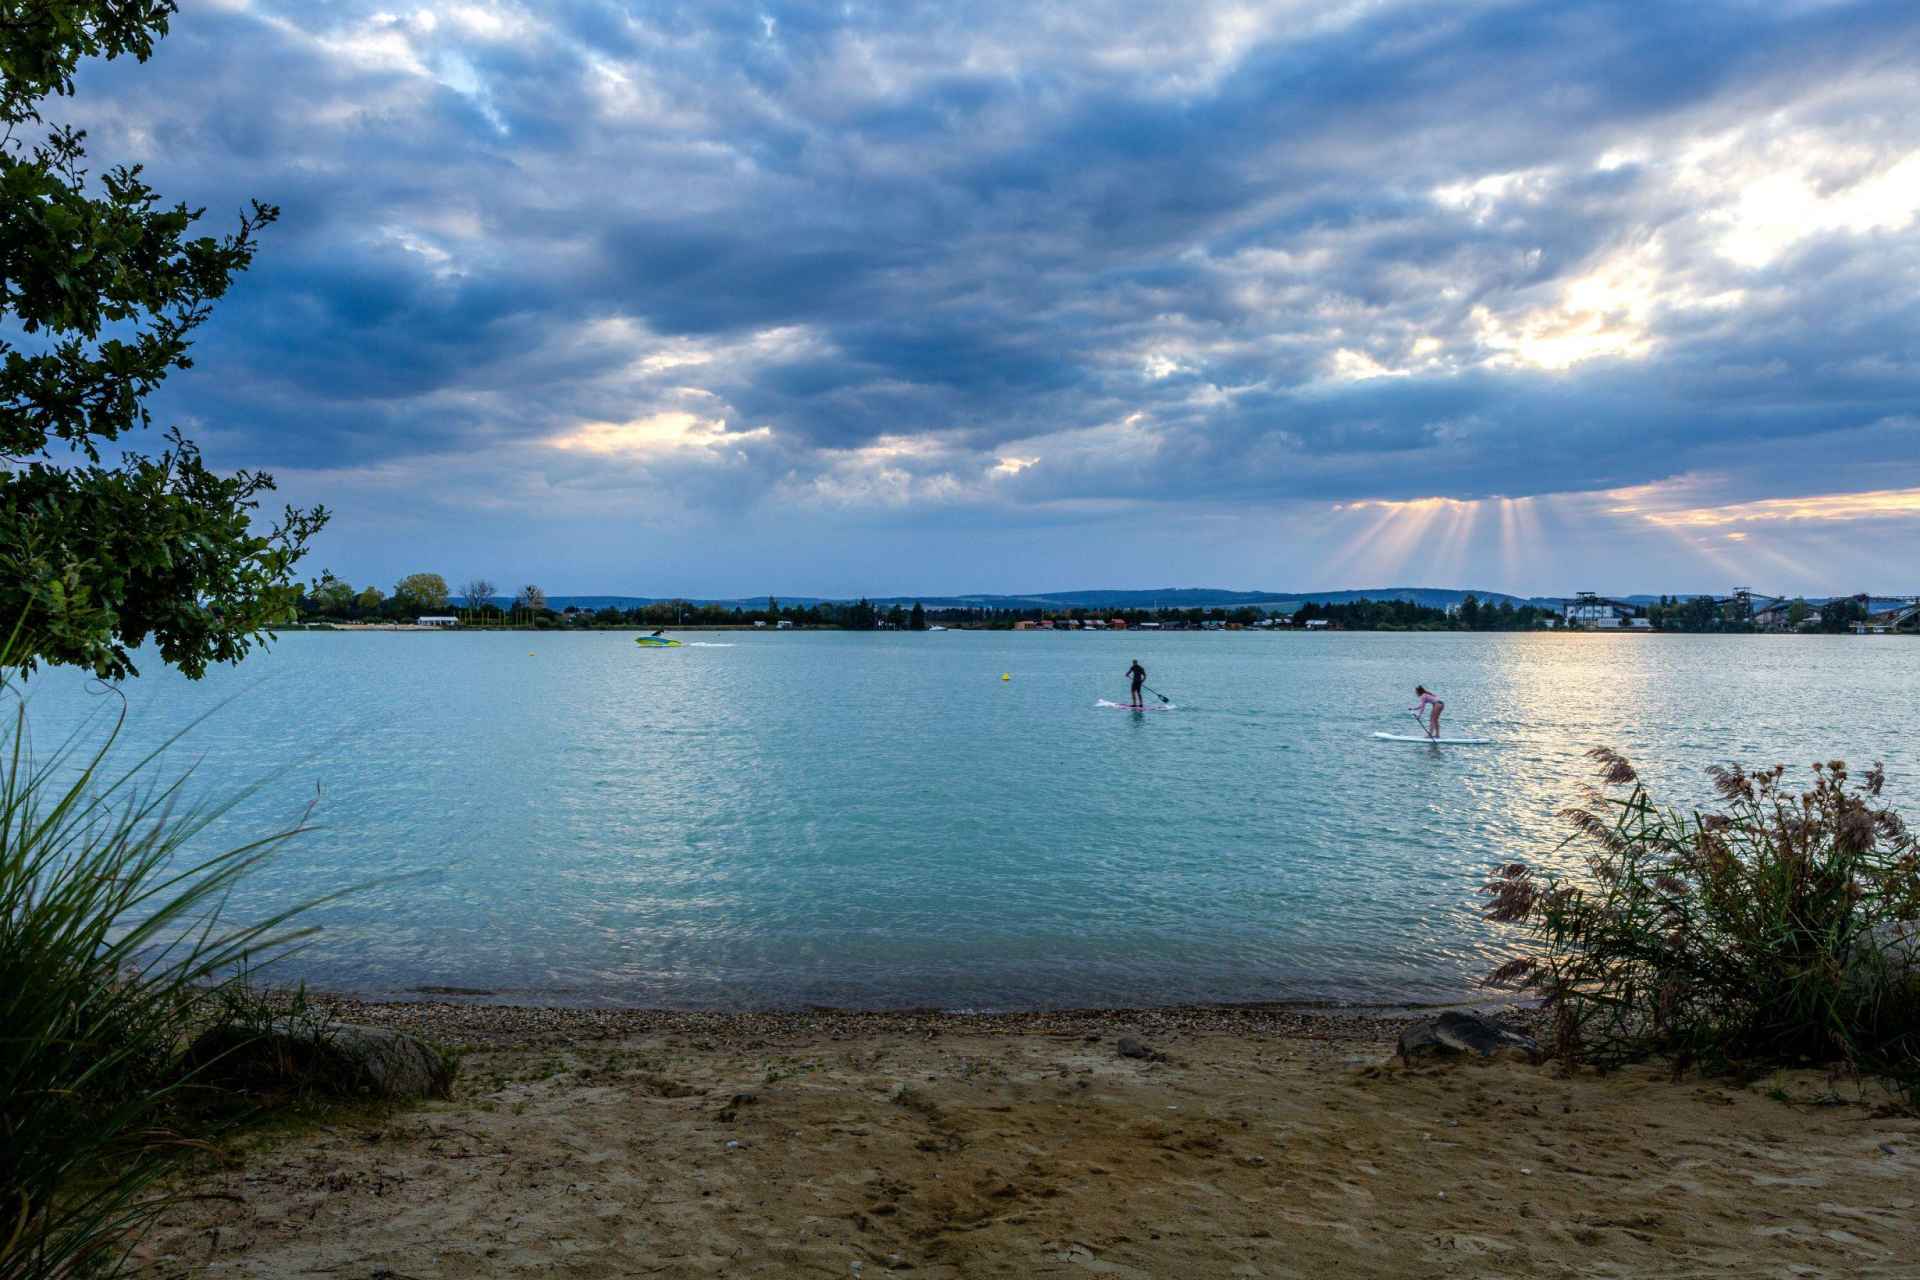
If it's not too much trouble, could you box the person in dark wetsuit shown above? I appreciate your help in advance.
[1126,660,1147,709]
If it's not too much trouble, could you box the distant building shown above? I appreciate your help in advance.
[415,616,457,628]
[1752,601,1816,631]
[753,620,768,628]
[776,620,794,630]
[1109,618,1128,630]
[1563,592,1635,627]
[1304,619,1330,629]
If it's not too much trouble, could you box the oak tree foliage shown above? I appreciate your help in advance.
[2,1,327,679]
[393,573,450,611]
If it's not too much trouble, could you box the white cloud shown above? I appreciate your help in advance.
[546,412,771,457]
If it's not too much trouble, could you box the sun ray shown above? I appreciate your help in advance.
[1316,503,1407,584]
[1642,486,1920,528]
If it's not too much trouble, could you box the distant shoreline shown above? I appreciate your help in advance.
[275,622,1908,636]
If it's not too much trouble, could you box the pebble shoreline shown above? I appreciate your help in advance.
[308,993,1545,1050]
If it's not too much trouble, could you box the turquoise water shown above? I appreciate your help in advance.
[14,631,1919,1008]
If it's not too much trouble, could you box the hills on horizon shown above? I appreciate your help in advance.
[494,586,1907,613]
[515,586,1543,612]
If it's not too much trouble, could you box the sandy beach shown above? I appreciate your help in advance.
[128,1001,1919,1279]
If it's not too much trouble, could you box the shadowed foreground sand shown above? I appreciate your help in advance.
[133,1003,1919,1279]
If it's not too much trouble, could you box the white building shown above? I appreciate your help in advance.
[1563,593,1636,627]
[776,620,794,630]
[415,616,458,628]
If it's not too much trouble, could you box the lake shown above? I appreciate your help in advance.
[13,630,1917,1009]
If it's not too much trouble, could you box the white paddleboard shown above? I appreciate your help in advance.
[1373,732,1489,744]
[1096,699,1174,711]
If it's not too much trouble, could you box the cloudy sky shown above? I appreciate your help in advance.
[67,0,1920,597]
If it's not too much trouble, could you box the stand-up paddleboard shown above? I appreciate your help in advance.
[1373,732,1489,744]
[1096,699,1174,712]
[634,636,682,648]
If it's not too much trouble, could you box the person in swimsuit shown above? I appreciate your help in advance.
[1413,685,1443,738]
[1126,660,1147,709]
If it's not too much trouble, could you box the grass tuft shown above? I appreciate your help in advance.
[1,689,322,1279]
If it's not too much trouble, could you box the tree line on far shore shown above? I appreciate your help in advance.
[293,577,1888,633]
[296,575,935,630]
[1645,593,1868,633]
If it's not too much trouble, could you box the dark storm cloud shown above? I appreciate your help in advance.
[57,0,1920,531]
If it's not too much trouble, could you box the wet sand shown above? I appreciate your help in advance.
[132,1001,1919,1278]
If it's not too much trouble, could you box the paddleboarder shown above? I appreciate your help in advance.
[1412,685,1443,738]
[1127,660,1148,709]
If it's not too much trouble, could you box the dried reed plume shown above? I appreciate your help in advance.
[1585,746,1638,786]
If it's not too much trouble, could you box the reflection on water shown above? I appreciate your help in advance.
[13,631,1917,1008]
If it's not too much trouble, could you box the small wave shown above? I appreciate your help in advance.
[686,642,737,647]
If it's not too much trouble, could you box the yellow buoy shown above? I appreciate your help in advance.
[1001,673,1011,681]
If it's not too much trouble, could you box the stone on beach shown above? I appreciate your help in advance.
[1117,1036,1170,1063]
[186,1018,458,1100]
[1397,1010,1540,1063]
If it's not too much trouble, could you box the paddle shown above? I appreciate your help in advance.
[1409,707,1437,740]
[1143,684,1172,704]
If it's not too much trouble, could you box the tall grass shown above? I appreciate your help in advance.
[1485,748,1920,1086]
[1,693,316,1279]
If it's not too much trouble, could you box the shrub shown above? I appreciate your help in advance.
[1484,748,1920,1083]
[0,696,316,1279]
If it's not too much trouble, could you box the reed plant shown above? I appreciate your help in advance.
[1,695,316,1279]
[1485,748,1920,1086]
